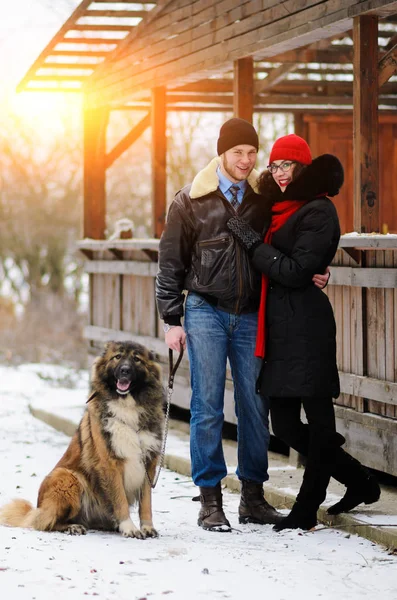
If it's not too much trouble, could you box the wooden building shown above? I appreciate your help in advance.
[19,0,397,476]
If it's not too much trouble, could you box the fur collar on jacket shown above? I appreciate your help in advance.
[189,157,260,199]
[259,153,344,204]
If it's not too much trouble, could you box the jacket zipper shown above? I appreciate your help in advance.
[234,243,243,314]
[198,236,229,246]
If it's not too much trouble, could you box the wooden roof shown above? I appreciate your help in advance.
[18,0,160,93]
[19,0,397,111]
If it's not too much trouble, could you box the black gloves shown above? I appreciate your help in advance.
[227,217,262,254]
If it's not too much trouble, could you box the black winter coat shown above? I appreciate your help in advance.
[252,154,343,399]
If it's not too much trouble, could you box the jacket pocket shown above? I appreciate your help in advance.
[193,235,232,293]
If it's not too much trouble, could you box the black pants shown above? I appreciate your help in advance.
[270,396,364,511]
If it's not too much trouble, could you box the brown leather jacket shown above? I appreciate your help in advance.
[156,158,271,323]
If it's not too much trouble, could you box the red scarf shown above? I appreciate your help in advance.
[255,200,307,358]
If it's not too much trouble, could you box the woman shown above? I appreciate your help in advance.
[227,134,380,531]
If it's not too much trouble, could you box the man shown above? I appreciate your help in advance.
[156,118,327,532]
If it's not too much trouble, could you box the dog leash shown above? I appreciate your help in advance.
[145,346,184,488]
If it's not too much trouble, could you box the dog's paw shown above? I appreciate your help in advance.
[119,518,143,539]
[65,524,87,536]
[140,523,158,538]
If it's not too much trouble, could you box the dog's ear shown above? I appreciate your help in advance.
[149,360,162,381]
[90,356,101,381]
[103,341,118,356]
[148,350,158,362]
[86,390,98,404]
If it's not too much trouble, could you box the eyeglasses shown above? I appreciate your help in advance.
[267,161,296,174]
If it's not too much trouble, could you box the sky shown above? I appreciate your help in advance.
[0,1,79,87]
[0,362,397,600]
[0,1,82,124]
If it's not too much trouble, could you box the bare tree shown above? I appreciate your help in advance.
[0,113,83,306]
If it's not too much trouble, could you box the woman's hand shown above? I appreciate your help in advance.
[312,266,330,289]
[227,217,262,252]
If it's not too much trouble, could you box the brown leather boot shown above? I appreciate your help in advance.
[239,480,282,525]
[197,484,231,532]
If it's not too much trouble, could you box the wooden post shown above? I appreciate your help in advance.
[353,16,379,233]
[233,57,254,122]
[151,87,167,238]
[294,113,308,140]
[83,101,109,239]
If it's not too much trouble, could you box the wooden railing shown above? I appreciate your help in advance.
[77,234,397,476]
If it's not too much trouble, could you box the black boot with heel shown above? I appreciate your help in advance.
[273,500,317,532]
[327,452,380,515]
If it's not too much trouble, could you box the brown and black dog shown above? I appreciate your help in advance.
[0,341,165,538]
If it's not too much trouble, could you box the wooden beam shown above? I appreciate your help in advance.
[233,57,253,122]
[72,24,133,31]
[339,234,397,249]
[88,0,177,68]
[85,260,158,277]
[379,43,397,87]
[339,372,397,407]
[173,79,397,97]
[50,50,110,57]
[328,266,397,288]
[255,63,298,93]
[16,0,93,92]
[257,94,355,106]
[83,103,109,239]
[83,10,148,18]
[151,87,167,239]
[258,67,354,76]
[84,326,172,362]
[88,0,363,105]
[166,93,396,106]
[260,47,354,64]
[383,33,397,51]
[92,0,155,3]
[31,75,90,81]
[21,86,83,93]
[58,38,121,45]
[362,0,397,17]
[172,80,233,94]
[353,16,380,234]
[105,112,150,168]
[76,239,160,252]
[41,62,99,69]
[167,94,233,105]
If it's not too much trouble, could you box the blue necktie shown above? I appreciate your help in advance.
[229,184,240,211]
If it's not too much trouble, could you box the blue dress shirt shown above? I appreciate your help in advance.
[217,167,247,206]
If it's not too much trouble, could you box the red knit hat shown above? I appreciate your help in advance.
[269,134,312,165]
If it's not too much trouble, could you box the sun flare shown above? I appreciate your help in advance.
[7,91,82,133]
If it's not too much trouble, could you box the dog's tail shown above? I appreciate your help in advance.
[0,499,35,528]
[0,498,58,530]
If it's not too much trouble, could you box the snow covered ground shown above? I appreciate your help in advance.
[0,363,397,600]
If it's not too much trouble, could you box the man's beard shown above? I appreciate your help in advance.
[222,156,253,182]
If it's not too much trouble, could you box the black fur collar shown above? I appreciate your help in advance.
[260,154,344,204]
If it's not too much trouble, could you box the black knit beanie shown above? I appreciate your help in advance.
[217,118,259,155]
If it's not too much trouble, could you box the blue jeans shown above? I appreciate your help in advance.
[184,292,270,487]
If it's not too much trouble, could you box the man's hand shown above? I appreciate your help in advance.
[312,266,330,289]
[165,326,186,352]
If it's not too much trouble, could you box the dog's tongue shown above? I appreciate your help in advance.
[117,380,130,391]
